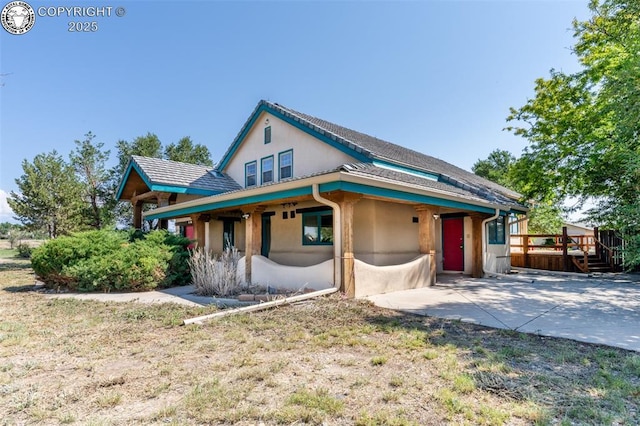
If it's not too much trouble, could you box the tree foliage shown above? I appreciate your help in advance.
[70,132,114,229]
[112,133,213,227]
[8,151,85,238]
[164,136,213,166]
[114,132,163,177]
[507,0,639,219]
[473,149,564,234]
[506,0,640,266]
[472,149,516,188]
[9,130,214,235]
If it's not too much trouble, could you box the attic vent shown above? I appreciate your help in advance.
[340,163,368,172]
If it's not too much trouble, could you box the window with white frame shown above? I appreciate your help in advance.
[261,156,274,184]
[279,150,292,180]
[245,161,257,187]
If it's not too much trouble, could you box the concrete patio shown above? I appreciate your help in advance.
[366,271,640,352]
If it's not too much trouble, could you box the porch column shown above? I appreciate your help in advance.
[190,214,208,249]
[332,194,361,298]
[204,221,210,252]
[157,194,170,230]
[244,206,265,285]
[470,213,485,278]
[132,201,143,229]
[415,205,437,285]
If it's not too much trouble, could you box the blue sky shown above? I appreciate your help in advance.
[0,0,592,222]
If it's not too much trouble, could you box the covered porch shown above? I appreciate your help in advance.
[147,183,500,298]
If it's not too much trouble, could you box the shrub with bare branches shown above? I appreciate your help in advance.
[189,246,242,297]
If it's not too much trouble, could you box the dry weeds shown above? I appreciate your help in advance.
[1,259,638,425]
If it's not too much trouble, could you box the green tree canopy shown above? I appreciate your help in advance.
[112,133,213,227]
[8,151,85,238]
[114,132,163,177]
[471,149,516,188]
[506,0,640,265]
[164,136,213,167]
[473,149,564,234]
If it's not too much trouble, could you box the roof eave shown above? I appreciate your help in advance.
[145,171,520,221]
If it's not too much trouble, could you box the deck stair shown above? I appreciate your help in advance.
[572,254,612,273]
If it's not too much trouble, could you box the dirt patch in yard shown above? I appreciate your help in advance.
[1,261,638,425]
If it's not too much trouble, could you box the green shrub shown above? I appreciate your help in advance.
[31,230,127,282]
[16,242,33,259]
[31,230,191,292]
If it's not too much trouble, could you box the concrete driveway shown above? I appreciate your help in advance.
[366,271,640,352]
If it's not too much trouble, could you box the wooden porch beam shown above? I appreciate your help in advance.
[131,190,161,205]
[415,205,437,285]
[244,206,266,285]
[469,213,485,278]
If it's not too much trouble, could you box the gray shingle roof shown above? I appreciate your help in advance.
[261,100,523,205]
[132,156,241,193]
[339,163,523,210]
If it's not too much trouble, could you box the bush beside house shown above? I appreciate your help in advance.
[31,230,191,292]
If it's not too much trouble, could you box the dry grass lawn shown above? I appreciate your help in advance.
[1,256,639,425]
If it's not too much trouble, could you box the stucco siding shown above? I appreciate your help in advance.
[487,238,510,274]
[223,111,355,186]
[354,255,433,298]
[263,200,334,267]
[353,199,420,266]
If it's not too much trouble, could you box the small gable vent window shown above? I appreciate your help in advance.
[245,161,257,187]
[279,150,293,180]
[264,126,271,144]
[261,156,274,184]
[487,216,506,245]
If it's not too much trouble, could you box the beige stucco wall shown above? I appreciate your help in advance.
[267,200,334,266]
[223,111,355,186]
[206,219,245,254]
[353,199,420,266]
[463,216,473,275]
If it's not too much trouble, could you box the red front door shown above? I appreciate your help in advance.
[442,218,464,271]
[185,225,195,249]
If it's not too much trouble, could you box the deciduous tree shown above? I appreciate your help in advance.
[164,136,213,166]
[473,149,564,234]
[506,0,640,266]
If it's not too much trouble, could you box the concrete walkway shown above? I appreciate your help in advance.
[42,284,251,308]
[366,272,640,352]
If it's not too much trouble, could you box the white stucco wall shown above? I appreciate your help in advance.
[237,255,333,291]
[486,243,511,274]
[354,255,433,298]
[223,111,355,186]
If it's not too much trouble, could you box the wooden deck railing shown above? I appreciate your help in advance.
[511,226,624,272]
